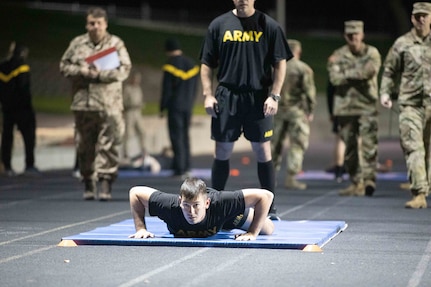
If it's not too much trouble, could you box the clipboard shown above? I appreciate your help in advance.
[85,47,120,70]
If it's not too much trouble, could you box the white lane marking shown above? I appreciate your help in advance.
[118,248,211,287]
[407,238,431,287]
[0,210,130,246]
[278,190,339,217]
[0,246,55,264]
[178,251,251,287]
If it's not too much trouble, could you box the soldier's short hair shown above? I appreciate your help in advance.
[412,2,431,14]
[87,7,108,22]
[344,20,364,34]
[180,178,208,201]
[287,39,301,52]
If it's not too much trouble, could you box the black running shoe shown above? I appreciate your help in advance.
[267,208,281,221]
[268,213,281,221]
[334,165,344,183]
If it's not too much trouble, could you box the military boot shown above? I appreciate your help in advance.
[405,193,427,209]
[339,182,365,196]
[99,179,112,201]
[83,180,96,200]
[365,180,376,197]
[284,174,307,190]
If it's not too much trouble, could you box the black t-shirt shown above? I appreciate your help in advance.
[148,188,245,237]
[199,10,292,91]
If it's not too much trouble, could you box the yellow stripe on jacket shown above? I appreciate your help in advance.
[162,64,199,80]
[0,64,30,83]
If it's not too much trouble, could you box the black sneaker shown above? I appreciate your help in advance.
[267,208,281,221]
[334,165,344,183]
[24,166,41,177]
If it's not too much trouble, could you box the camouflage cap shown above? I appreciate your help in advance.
[344,20,364,34]
[287,39,301,51]
[412,2,431,14]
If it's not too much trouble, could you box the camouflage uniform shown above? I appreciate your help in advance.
[122,73,146,159]
[380,28,431,198]
[327,21,381,196]
[272,40,316,189]
[60,32,131,185]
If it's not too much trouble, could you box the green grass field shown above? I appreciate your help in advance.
[0,3,395,115]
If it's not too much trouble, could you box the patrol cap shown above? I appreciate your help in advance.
[165,38,181,52]
[287,39,301,51]
[412,2,431,14]
[344,20,364,34]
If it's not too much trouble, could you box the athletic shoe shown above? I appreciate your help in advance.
[334,165,344,183]
[23,167,41,177]
[267,207,281,221]
[267,213,281,221]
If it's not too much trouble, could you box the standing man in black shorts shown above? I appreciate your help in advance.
[199,0,292,220]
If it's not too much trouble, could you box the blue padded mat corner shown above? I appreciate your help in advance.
[61,217,347,250]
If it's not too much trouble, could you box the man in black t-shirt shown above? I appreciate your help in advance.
[129,178,274,241]
[199,0,292,220]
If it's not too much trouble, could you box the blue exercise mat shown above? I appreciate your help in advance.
[61,218,347,250]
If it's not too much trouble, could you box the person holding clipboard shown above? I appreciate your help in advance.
[60,7,132,201]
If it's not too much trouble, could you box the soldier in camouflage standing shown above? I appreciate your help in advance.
[327,20,381,197]
[272,39,316,190]
[122,70,160,173]
[380,2,431,209]
[122,70,146,163]
[60,7,131,201]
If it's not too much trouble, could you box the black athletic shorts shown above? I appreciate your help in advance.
[211,85,273,142]
[222,207,250,230]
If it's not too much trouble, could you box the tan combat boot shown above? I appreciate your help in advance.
[284,174,307,190]
[99,179,112,201]
[339,182,365,196]
[405,193,427,209]
[83,180,96,200]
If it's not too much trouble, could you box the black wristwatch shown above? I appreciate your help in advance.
[270,93,281,102]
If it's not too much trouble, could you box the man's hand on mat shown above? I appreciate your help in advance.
[234,232,256,241]
[129,229,155,239]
